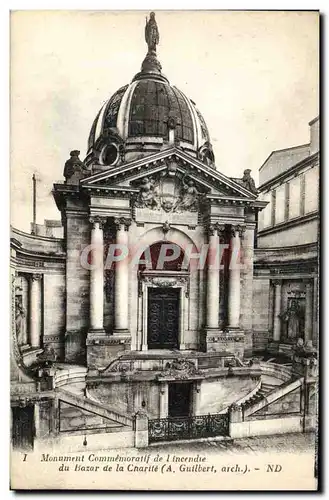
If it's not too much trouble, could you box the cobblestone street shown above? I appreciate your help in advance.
[149,432,316,456]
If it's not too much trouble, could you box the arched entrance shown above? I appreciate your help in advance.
[138,241,189,350]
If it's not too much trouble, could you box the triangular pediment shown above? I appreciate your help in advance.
[81,147,258,200]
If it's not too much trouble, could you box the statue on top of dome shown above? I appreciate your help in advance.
[145,12,159,53]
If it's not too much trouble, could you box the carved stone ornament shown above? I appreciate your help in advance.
[241,169,258,194]
[143,276,188,288]
[134,172,201,214]
[114,217,132,231]
[197,142,215,167]
[63,150,89,182]
[161,359,202,379]
[89,216,107,230]
[230,224,246,238]
[173,175,200,212]
[207,223,226,238]
[31,273,43,282]
[162,221,171,234]
[135,177,160,209]
[11,274,32,377]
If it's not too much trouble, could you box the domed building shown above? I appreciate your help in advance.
[85,38,215,169]
[11,13,316,454]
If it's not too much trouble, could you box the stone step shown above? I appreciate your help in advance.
[243,381,280,408]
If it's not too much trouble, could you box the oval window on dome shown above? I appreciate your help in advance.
[103,144,118,166]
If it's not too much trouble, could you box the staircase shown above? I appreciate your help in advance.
[243,377,304,419]
[56,387,134,431]
[242,381,278,410]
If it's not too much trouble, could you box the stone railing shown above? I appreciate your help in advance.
[234,378,262,407]
[39,363,88,391]
[243,377,303,418]
[259,361,292,382]
[57,388,133,428]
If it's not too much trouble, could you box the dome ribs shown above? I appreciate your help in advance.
[171,87,194,144]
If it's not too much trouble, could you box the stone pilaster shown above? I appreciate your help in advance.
[134,410,149,448]
[192,380,202,416]
[159,382,168,418]
[304,281,313,342]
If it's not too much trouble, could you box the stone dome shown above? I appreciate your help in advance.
[85,13,215,169]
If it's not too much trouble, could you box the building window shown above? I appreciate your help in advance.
[261,192,272,229]
[304,166,319,214]
[275,184,285,225]
[284,182,290,221]
[289,175,302,220]
[300,173,306,216]
[271,190,276,226]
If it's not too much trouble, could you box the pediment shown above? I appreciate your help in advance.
[81,147,258,201]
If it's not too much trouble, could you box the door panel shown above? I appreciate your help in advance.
[168,383,192,417]
[147,288,179,349]
[11,405,34,450]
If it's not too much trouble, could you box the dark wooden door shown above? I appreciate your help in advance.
[147,288,179,349]
[168,383,192,417]
[11,405,35,450]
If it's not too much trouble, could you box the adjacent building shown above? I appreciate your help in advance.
[253,117,319,355]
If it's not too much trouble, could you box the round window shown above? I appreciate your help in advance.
[103,144,118,165]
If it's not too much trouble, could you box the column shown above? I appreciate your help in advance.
[304,281,313,341]
[134,410,149,448]
[206,224,220,329]
[89,217,105,333]
[114,217,131,333]
[136,284,143,350]
[228,226,243,328]
[30,273,42,348]
[240,225,255,331]
[159,383,168,418]
[272,280,282,341]
[141,283,148,351]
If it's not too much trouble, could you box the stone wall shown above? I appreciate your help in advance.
[252,276,271,350]
[65,210,90,363]
[258,218,318,248]
[199,376,258,414]
[248,387,301,420]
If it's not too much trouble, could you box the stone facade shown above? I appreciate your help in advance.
[254,116,319,353]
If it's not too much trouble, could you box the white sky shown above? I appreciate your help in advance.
[10,10,319,232]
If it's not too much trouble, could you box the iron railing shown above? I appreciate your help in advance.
[149,413,229,443]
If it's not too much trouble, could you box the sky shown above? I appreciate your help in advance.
[10,10,319,232]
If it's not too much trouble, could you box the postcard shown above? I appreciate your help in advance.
[10,10,319,491]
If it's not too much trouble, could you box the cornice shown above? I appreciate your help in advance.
[258,211,319,236]
[80,147,257,199]
[11,227,64,244]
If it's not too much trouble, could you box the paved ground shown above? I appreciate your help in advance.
[149,432,316,455]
